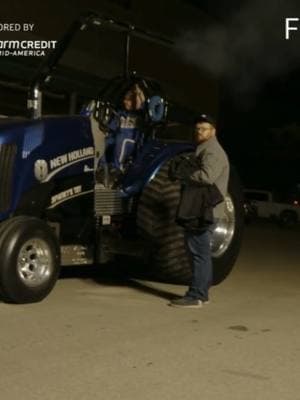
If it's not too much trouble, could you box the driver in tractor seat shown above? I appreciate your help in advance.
[103,83,145,187]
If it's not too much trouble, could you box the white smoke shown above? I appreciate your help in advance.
[176,0,300,96]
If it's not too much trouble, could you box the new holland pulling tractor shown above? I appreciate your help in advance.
[0,13,243,303]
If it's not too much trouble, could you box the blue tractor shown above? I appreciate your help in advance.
[0,13,243,303]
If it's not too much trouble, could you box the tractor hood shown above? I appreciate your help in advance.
[0,117,28,128]
[0,117,43,146]
[0,115,91,145]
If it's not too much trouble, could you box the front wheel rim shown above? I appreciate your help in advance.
[17,238,54,287]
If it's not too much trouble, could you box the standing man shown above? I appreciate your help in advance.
[170,114,230,308]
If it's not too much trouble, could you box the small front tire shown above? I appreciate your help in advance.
[0,217,60,304]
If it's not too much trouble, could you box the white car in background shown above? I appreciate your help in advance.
[244,189,300,227]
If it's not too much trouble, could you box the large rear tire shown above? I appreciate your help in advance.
[137,161,244,285]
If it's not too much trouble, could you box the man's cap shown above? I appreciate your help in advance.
[194,114,216,128]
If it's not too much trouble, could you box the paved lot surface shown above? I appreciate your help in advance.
[0,221,300,400]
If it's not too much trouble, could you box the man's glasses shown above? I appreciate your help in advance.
[194,127,212,133]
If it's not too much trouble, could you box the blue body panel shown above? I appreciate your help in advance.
[122,139,195,195]
[0,115,194,221]
[0,116,94,221]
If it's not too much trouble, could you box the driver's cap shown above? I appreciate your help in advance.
[195,114,216,128]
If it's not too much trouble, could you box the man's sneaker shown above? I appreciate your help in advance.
[169,296,208,308]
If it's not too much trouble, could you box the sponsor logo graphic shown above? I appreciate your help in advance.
[34,147,95,182]
[50,186,82,207]
[0,23,57,56]
[34,159,48,181]
[49,147,94,170]
[120,115,137,129]
[84,164,94,172]
[0,23,35,32]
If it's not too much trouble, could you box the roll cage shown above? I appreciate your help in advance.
[28,12,173,120]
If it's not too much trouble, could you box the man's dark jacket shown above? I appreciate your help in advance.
[169,154,224,230]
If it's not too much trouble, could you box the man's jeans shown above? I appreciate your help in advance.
[184,228,213,301]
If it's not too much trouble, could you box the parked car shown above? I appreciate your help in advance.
[244,189,300,227]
